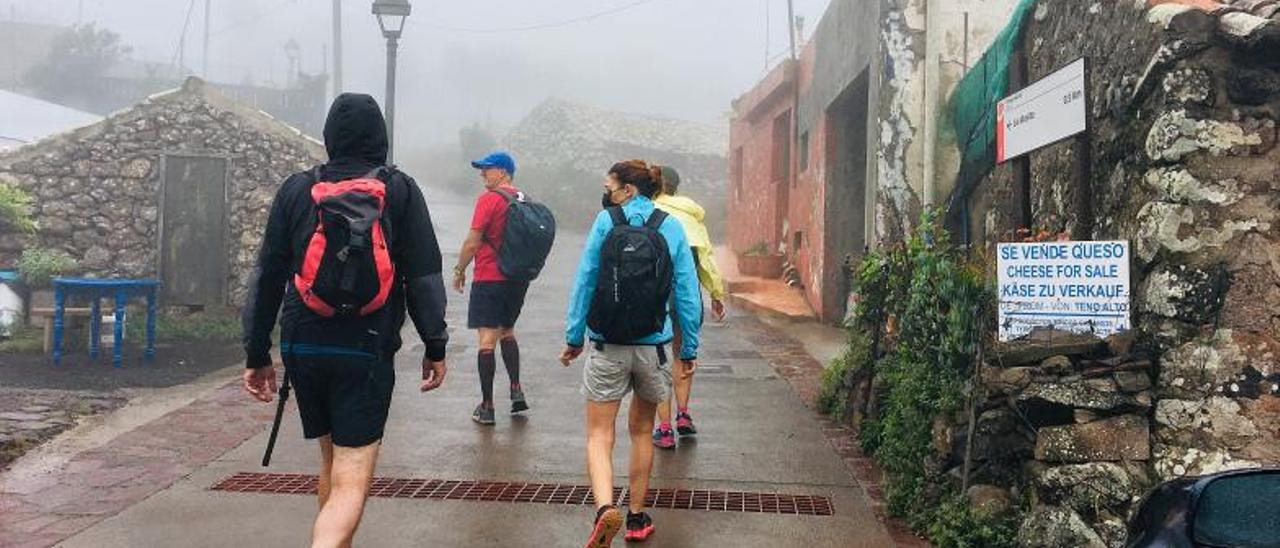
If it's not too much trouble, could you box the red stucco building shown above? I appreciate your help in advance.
[727,0,879,322]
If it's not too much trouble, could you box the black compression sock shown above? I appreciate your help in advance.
[478,349,496,405]
[500,337,520,387]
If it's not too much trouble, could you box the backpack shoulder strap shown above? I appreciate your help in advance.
[606,206,627,228]
[490,188,519,204]
[362,165,392,181]
[644,209,669,231]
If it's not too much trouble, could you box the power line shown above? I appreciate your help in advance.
[417,0,670,34]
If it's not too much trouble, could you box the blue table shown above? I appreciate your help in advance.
[52,278,161,368]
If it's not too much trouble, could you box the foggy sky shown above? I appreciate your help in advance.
[8,0,831,150]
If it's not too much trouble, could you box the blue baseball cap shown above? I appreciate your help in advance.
[471,151,516,175]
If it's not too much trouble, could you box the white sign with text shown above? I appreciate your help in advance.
[997,240,1131,342]
[997,58,1087,163]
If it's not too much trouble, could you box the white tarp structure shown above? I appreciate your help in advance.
[0,90,103,152]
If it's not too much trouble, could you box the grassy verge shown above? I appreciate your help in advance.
[126,309,242,344]
[0,324,44,354]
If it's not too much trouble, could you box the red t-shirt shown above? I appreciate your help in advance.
[470,186,519,282]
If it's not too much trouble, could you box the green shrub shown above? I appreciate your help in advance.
[842,209,1007,544]
[17,248,77,288]
[0,182,36,234]
[874,211,990,516]
[817,329,871,417]
[924,495,1019,548]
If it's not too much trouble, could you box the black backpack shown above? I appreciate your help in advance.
[587,207,673,343]
[489,188,556,281]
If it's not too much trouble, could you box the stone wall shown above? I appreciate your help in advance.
[0,78,325,306]
[965,330,1155,547]
[963,1,1280,545]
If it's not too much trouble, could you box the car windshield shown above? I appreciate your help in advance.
[1194,472,1280,548]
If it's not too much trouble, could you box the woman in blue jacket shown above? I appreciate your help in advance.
[559,160,702,546]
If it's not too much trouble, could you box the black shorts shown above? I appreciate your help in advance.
[284,351,395,448]
[468,281,530,329]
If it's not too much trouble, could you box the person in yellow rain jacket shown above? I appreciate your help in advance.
[652,165,726,449]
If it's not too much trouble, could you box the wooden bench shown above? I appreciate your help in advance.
[29,307,94,354]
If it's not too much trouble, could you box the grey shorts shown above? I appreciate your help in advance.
[581,344,672,404]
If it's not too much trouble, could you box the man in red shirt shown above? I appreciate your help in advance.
[453,152,530,425]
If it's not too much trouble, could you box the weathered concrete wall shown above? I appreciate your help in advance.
[876,0,928,245]
[0,78,325,306]
[876,0,1022,244]
[965,0,1280,544]
[928,0,1024,208]
[796,0,880,320]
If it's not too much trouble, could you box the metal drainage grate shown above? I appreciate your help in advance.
[211,472,834,516]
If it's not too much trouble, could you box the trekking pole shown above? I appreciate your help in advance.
[261,371,291,467]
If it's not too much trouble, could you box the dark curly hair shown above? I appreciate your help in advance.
[608,159,664,198]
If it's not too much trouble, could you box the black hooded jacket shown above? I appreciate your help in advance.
[241,93,448,368]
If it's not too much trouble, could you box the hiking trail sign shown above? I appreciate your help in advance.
[997,240,1131,342]
[997,57,1087,163]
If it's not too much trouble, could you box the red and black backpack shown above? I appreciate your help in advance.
[293,166,395,317]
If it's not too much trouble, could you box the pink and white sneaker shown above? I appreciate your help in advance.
[652,425,676,449]
[675,412,697,437]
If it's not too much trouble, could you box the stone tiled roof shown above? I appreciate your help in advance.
[1150,0,1280,15]
[1146,0,1274,49]
[1147,0,1280,41]
[506,98,727,171]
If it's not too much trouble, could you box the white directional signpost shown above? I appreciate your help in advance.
[997,240,1131,341]
[997,58,1088,164]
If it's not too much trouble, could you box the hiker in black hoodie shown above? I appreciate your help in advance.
[242,93,448,547]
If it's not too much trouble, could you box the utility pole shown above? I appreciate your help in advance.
[202,0,211,78]
[332,0,343,96]
[786,0,796,60]
[9,5,17,85]
[786,0,799,198]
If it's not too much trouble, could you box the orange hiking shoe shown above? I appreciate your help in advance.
[586,505,623,548]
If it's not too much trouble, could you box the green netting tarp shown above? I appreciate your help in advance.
[949,0,1038,180]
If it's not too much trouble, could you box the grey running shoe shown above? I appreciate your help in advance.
[471,403,496,425]
[511,386,530,414]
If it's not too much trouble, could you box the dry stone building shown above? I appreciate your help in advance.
[0,77,325,308]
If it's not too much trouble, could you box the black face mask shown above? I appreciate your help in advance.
[601,191,614,209]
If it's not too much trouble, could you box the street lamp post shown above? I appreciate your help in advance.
[372,0,410,164]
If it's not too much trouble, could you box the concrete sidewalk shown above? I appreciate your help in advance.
[49,189,893,547]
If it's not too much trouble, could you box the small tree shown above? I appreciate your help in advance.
[24,24,131,110]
